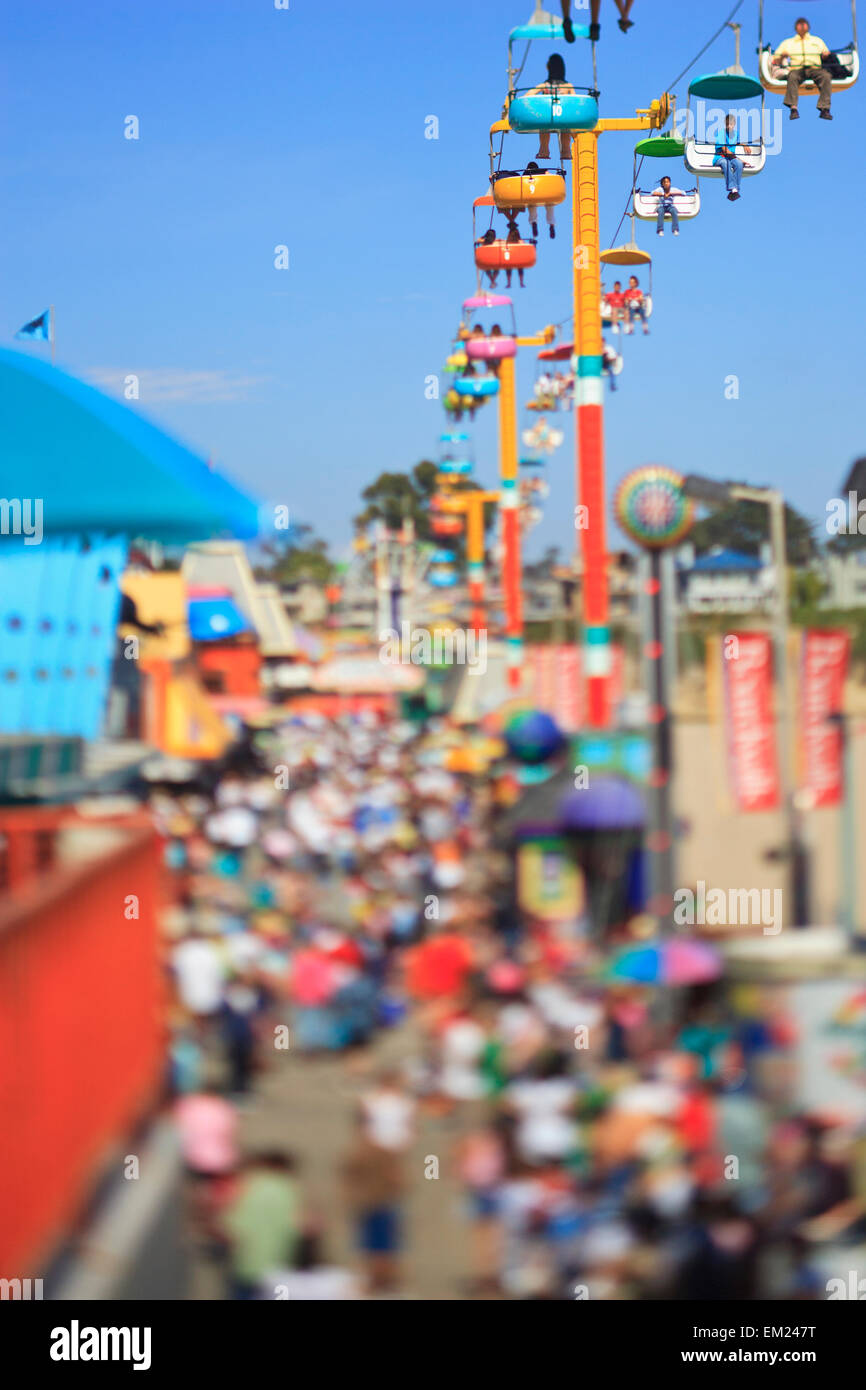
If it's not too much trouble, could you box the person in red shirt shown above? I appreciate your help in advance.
[623,275,650,336]
[605,280,627,334]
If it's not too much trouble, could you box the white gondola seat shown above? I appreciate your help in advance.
[633,189,701,222]
[759,46,859,94]
[684,139,766,178]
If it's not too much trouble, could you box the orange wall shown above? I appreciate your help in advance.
[0,816,165,1271]
[196,641,261,697]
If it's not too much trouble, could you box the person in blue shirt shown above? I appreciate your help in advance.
[713,113,754,201]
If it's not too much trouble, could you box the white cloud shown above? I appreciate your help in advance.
[84,367,265,403]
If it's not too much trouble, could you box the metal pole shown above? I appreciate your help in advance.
[572,129,611,728]
[838,712,858,939]
[768,489,811,926]
[498,354,522,687]
[646,549,675,932]
[402,516,415,633]
[466,493,486,634]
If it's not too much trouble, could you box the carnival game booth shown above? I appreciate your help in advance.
[0,348,259,1290]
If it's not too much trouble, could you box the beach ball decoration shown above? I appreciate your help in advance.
[614,465,694,550]
[504,709,564,765]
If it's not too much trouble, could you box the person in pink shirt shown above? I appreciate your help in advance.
[175,1081,239,1179]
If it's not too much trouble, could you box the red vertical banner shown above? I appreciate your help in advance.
[722,632,781,812]
[554,645,581,731]
[532,645,557,713]
[800,629,850,808]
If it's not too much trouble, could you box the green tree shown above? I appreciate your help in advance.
[255,523,334,586]
[354,461,492,546]
[689,497,815,566]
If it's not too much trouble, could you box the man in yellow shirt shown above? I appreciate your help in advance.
[774,16,833,119]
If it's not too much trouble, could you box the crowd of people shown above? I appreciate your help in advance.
[151,705,866,1299]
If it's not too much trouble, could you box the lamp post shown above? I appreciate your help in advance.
[682,473,811,927]
[614,466,695,934]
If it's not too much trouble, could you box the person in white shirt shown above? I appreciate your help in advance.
[652,176,684,236]
[360,1072,415,1153]
[172,929,224,1017]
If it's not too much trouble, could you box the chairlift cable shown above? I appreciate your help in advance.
[665,0,746,95]
[607,154,644,251]
[606,0,748,251]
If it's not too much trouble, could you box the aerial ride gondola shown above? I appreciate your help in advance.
[600,221,653,326]
[629,128,700,226]
[633,187,700,222]
[428,544,459,588]
[473,193,537,286]
[431,516,463,537]
[490,154,567,218]
[453,372,500,399]
[684,22,767,178]
[504,6,599,137]
[758,0,859,94]
[438,431,474,478]
[461,293,518,362]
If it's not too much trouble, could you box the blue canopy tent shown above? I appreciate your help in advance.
[0,349,259,541]
[0,350,261,742]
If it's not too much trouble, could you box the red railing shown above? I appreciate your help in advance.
[0,810,166,1272]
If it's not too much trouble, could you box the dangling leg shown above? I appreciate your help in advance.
[615,0,635,32]
[814,67,833,118]
[785,67,803,117]
[537,132,552,160]
[561,2,575,43]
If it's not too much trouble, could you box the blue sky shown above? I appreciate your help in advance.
[2,0,863,563]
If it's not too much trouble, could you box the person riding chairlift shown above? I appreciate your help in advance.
[488,324,504,376]
[505,226,528,289]
[478,229,500,288]
[606,280,627,333]
[652,175,684,237]
[529,55,575,164]
[524,162,558,241]
[623,276,649,336]
[602,339,620,392]
[560,1,636,41]
[713,113,754,202]
[774,15,833,121]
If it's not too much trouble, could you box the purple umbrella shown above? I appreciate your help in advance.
[559,775,646,832]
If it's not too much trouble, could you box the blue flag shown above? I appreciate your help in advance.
[15,308,52,342]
